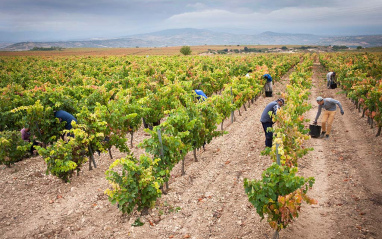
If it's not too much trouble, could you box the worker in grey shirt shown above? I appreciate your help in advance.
[313,96,344,139]
[260,98,285,147]
[326,72,336,88]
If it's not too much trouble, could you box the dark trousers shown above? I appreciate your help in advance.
[142,118,160,130]
[30,141,39,153]
[261,122,273,147]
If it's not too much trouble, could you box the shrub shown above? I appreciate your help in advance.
[0,130,31,167]
[105,154,163,214]
[37,128,89,182]
[180,46,192,55]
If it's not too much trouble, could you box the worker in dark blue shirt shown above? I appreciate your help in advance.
[55,110,77,130]
[54,110,78,138]
[260,98,284,147]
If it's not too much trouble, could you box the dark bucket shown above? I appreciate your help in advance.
[309,124,322,138]
[330,83,337,89]
[265,91,273,97]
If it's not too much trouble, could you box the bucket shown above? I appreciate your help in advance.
[265,91,273,97]
[309,124,321,138]
[330,83,337,89]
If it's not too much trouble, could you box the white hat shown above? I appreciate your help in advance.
[316,96,323,101]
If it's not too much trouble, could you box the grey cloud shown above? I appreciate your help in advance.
[0,0,381,42]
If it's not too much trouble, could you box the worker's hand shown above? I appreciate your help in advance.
[313,121,317,125]
[341,111,344,115]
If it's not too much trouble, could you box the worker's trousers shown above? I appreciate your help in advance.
[321,110,336,135]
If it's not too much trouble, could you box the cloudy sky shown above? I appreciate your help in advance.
[1,0,382,42]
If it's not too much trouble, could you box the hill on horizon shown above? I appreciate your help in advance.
[2,28,382,51]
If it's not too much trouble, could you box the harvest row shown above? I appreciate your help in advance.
[319,52,382,135]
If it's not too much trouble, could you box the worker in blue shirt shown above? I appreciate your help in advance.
[194,89,207,101]
[263,74,273,92]
[194,89,208,149]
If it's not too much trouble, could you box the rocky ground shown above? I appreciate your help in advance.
[1,60,381,239]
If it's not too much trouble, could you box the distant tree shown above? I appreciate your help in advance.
[299,46,309,50]
[332,45,349,51]
[30,46,64,51]
[281,46,288,50]
[357,46,363,50]
[180,46,192,55]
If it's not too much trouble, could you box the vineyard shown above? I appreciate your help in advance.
[1,51,382,239]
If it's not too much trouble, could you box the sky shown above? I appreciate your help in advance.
[1,0,382,42]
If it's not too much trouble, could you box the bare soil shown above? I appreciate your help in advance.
[1,61,381,239]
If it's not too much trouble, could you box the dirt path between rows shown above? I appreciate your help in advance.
[1,60,381,239]
[282,59,382,239]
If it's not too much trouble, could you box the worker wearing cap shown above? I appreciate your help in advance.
[260,98,285,147]
[313,96,344,139]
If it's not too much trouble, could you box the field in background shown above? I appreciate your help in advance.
[0,45,293,56]
[2,45,380,57]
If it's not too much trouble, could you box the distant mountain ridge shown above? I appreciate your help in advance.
[2,28,382,51]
